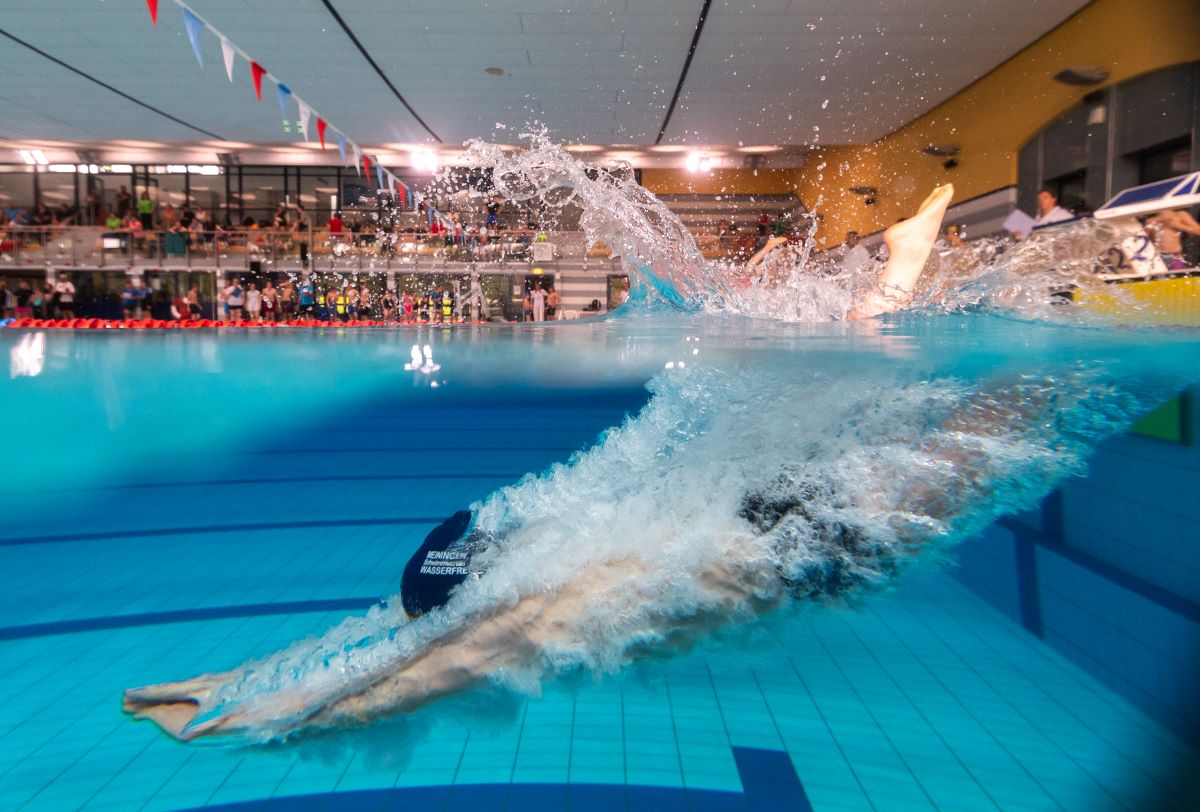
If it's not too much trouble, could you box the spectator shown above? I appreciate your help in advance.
[186,286,202,320]
[54,274,75,318]
[14,280,33,319]
[291,204,311,266]
[756,211,771,237]
[137,191,156,231]
[1032,188,1073,227]
[530,282,547,322]
[0,280,12,318]
[546,285,560,320]
[328,211,344,242]
[244,282,262,322]
[261,280,278,322]
[298,277,315,320]
[32,282,51,318]
[942,224,965,248]
[120,282,139,320]
[223,278,244,321]
[381,288,397,322]
[115,185,132,218]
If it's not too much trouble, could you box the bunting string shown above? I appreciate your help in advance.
[144,0,416,208]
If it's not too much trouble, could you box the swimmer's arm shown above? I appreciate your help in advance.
[746,236,789,268]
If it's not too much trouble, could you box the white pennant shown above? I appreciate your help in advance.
[296,101,312,141]
[220,37,236,82]
[387,172,396,197]
[351,143,362,176]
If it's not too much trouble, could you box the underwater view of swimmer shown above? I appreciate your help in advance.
[121,161,1195,746]
[122,177,957,742]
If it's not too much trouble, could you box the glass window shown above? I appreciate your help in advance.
[0,166,37,214]
[238,167,286,228]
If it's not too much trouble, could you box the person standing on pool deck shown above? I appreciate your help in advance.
[223,279,244,322]
[298,278,315,321]
[530,282,547,322]
[244,283,262,323]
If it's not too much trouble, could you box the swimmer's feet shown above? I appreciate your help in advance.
[850,184,954,319]
[123,673,241,741]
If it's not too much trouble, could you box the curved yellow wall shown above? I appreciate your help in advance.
[644,0,1200,248]
[803,0,1200,246]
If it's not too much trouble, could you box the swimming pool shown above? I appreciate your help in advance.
[1,314,1197,811]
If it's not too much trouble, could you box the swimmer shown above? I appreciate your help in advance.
[742,184,954,319]
[123,185,957,742]
[1146,208,1200,270]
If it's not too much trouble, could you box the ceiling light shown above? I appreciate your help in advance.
[166,164,188,174]
[18,149,48,166]
[187,165,220,175]
[48,164,75,173]
[565,144,603,153]
[685,153,712,173]
[31,149,49,165]
[736,145,781,154]
[411,149,439,173]
[17,150,35,165]
[649,145,688,153]
[110,164,133,173]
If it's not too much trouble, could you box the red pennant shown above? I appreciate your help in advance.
[250,62,267,102]
[363,155,372,186]
[317,118,327,152]
[145,0,158,24]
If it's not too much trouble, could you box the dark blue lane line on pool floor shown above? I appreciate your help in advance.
[0,517,444,547]
[0,598,381,641]
[176,747,809,811]
[28,473,524,493]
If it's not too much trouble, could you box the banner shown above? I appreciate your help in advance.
[297,101,312,141]
[375,158,384,192]
[250,61,267,101]
[337,134,347,165]
[182,9,204,66]
[146,0,158,25]
[317,118,327,152]
[352,144,362,176]
[276,84,291,117]
[220,36,235,81]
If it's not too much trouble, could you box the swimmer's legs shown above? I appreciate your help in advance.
[849,184,954,319]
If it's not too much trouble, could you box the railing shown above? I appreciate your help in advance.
[0,226,622,273]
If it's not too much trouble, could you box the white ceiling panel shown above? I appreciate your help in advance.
[0,0,1090,153]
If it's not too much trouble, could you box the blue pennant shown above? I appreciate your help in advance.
[182,9,205,68]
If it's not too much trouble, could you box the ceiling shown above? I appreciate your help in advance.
[0,0,1090,163]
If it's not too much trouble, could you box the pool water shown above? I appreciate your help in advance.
[1,318,1197,811]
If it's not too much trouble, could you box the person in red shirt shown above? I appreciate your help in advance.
[328,211,344,245]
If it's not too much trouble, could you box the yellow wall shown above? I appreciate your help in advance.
[804,0,1200,245]
[645,0,1200,247]
[640,168,801,196]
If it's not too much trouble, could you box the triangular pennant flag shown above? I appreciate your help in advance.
[221,37,236,81]
[276,84,291,117]
[297,101,312,141]
[375,158,384,192]
[146,0,158,25]
[316,118,327,151]
[336,134,347,165]
[352,144,362,176]
[250,62,267,101]
[182,9,205,67]
[387,172,396,197]
[363,155,372,186]
[398,181,407,208]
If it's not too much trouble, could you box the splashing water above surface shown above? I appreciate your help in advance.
[113,139,1200,744]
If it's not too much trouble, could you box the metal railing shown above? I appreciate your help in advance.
[0,226,622,273]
